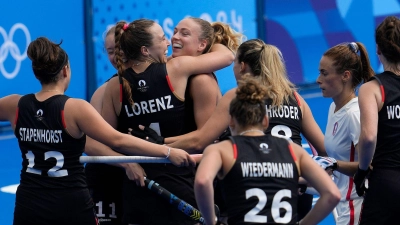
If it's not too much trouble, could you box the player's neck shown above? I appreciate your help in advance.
[238,128,264,136]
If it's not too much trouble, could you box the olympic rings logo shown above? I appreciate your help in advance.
[0,23,31,79]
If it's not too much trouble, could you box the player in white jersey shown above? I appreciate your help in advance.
[316,42,374,225]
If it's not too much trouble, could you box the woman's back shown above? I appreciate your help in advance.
[15,93,87,189]
[222,135,299,225]
[264,95,303,145]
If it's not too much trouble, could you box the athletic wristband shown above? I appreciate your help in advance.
[165,147,171,159]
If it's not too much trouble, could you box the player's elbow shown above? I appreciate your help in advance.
[323,186,341,207]
[191,136,206,153]
[222,52,235,67]
[194,176,213,192]
[106,134,126,152]
[360,128,376,145]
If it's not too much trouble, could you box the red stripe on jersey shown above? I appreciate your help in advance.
[349,199,355,225]
[288,144,297,161]
[14,108,19,125]
[119,84,123,102]
[293,91,301,107]
[61,110,66,128]
[166,75,175,92]
[232,143,238,159]
[380,84,385,103]
[346,142,355,201]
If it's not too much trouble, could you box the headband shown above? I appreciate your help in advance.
[123,23,129,31]
[47,51,68,77]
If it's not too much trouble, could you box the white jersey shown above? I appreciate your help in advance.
[324,97,362,202]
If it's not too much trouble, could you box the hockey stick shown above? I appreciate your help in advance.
[144,177,219,224]
[80,155,170,163]
[79,154,202,164]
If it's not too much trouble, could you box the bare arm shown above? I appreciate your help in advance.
[358,80,381,170]
[65,99,195,168]
[292,143,341,224]
[0,94,20,125]
[86,79,150,185]
[336,159,359,177]
[101,77,120,129]
[298,95,327,156]
[167,44,234,79]
[190,74,222,128]
[86,80,125,159]
[90,83,107,113]
[194,143,225,225]
[165,88,236,153]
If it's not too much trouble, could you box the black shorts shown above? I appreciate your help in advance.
[85,164,125,225]
[13,186,98,225]
[359,168,400,225]
[214,179,228,217]
[297,193,313,221]
[122,164,196,225]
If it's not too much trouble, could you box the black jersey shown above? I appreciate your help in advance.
[264,93,303,146]
[118,63,186,137]
[183,73,218,133]
[222,135,299,225]
[370,71,400,169]
[118,63,196,224]
[183,75,198,133]
[14,94,87,189]
[106,73,118,82]
[117,63,194,177]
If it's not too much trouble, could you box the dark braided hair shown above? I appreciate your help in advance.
[114,19,155,105]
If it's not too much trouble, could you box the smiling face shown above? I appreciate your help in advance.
[105,32,117,69]
[146,23,170,63]
[317,56,346,99]
[171,18,206,58]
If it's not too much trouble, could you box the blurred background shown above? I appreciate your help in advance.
[1,0,399,224]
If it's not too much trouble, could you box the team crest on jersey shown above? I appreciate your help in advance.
[137,80,149,92]
[35,109,44,121]
[259,143,271,154]
[332,122,338,136]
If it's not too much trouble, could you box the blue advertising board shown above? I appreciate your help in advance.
[91,0,257,94]
[264,0,400,85]
[0,0,86,99]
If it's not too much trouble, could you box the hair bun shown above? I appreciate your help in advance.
[236,75,269,104]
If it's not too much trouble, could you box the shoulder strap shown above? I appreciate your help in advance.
[228,136,238,159]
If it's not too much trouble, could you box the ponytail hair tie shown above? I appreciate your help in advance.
[122,23,129,31]
[348,42,359,53]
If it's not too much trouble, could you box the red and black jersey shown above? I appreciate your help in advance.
[370,71,400,169]
[222,135,299,225]
[264,93,303,146]
[117,63,197,218]
[14,94,87,189]
[117,63,186,137]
